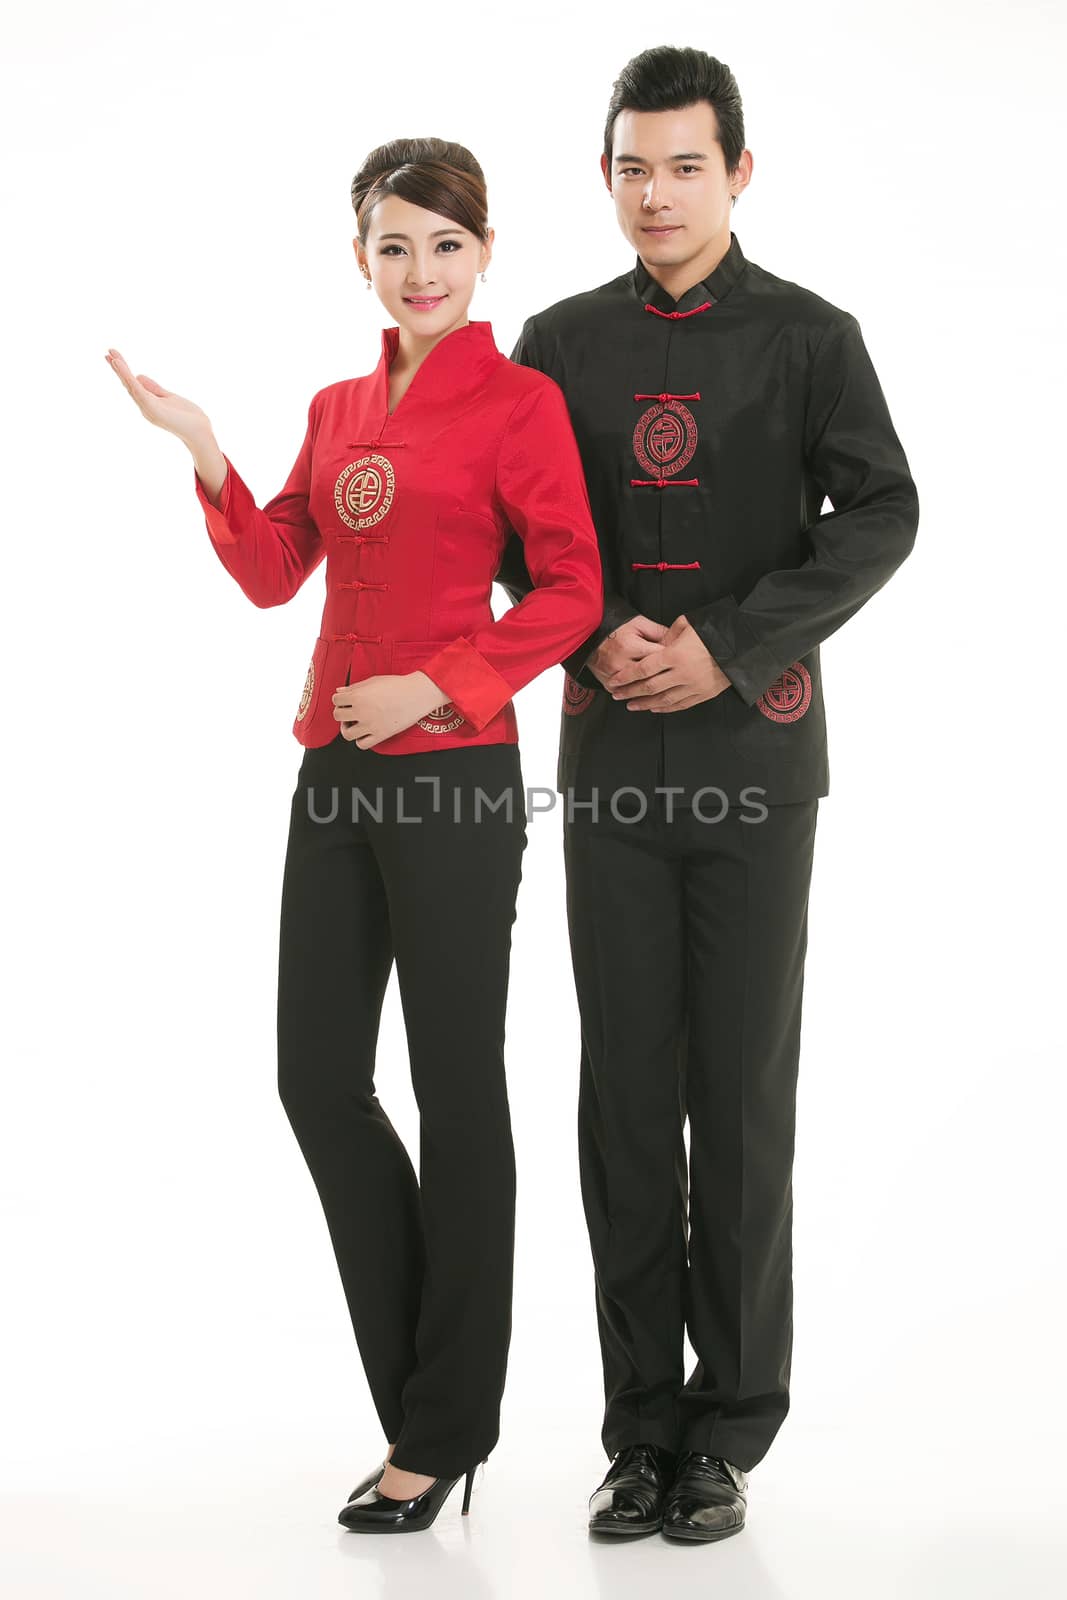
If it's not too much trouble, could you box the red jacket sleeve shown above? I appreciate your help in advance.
[192,396,326,607]
[419,378,604,732]
[507,316,638,687]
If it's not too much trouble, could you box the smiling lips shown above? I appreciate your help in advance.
[404,295,446,309]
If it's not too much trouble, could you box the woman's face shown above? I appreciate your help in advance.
[356,193,492,342]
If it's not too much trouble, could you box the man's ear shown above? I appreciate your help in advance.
[600,152,613,195]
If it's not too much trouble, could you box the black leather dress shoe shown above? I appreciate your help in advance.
[588,1443,678,1536]
[660,1451,748,1542]
[346,1459,386,1503]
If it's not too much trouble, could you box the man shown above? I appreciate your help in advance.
[496,45,919,1543]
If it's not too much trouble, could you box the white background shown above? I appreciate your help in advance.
[3,1,1064,1596]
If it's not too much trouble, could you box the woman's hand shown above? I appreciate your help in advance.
[104,348,214,450]
[333,671,452,749]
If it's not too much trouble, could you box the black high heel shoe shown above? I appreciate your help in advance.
[338,1458,487,1533]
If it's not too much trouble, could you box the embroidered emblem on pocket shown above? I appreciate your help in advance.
[757,661,812,723]
[417,702,465,734]
[334,453,396,530]
[296,658,315,721]
[563,673,595,716]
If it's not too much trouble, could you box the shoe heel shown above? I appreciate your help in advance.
[461,1456,488,1515]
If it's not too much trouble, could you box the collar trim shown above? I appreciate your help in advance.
[633,231,747,316]
[378,318,498,367]
[644,300,713,320]
[353,319,499,441]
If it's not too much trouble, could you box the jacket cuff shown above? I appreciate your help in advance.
[561,627,605,684]
[418,636,517,733]
[193,456,240,546]
[564,593,640,688]
[685,596,784,707]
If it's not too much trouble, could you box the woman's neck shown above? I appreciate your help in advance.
[392,315,470,377]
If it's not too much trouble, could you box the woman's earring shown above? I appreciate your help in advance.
[364,274,372,291]
[480,270,487,283]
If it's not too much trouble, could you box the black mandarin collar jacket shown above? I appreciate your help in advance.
[496,230,919,807]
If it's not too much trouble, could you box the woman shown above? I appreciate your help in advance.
[105,136,603,1533]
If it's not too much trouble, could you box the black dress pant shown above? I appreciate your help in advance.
[563,793,819,1473]
[276,732,527,1477]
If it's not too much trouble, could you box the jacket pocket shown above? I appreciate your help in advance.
[293,636,329,732]
[391,638,469,734]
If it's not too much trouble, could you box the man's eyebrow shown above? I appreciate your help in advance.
[376,228,465,240]
[613,152,708,164]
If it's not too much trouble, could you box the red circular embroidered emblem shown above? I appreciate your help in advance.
[416,701,465,734]
[563,673,595,716]
[632,401,698,477]
[757,662,812,723]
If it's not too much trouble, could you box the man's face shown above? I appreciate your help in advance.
[603,103,739,269]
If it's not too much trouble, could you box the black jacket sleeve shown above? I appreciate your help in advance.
[686,313,919,705]
[499,318,638,687]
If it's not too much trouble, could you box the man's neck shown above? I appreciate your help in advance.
[640,228,732,303]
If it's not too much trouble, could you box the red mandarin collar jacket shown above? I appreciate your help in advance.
[193,319,603,753]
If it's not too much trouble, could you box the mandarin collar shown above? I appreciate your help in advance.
[353,319,502,443]
[378,318,499,391]
[632,231,748,317]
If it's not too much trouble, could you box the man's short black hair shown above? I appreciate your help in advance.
[603,45,746,199]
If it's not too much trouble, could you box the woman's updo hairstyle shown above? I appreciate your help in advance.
[351,137,489,247]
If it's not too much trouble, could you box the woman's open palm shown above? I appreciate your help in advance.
[105,348,212,448]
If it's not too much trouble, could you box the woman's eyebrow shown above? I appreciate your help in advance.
[376,228,466,241]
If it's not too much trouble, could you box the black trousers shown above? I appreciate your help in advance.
[563,792,820,1472]
[276,732,527,1477]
